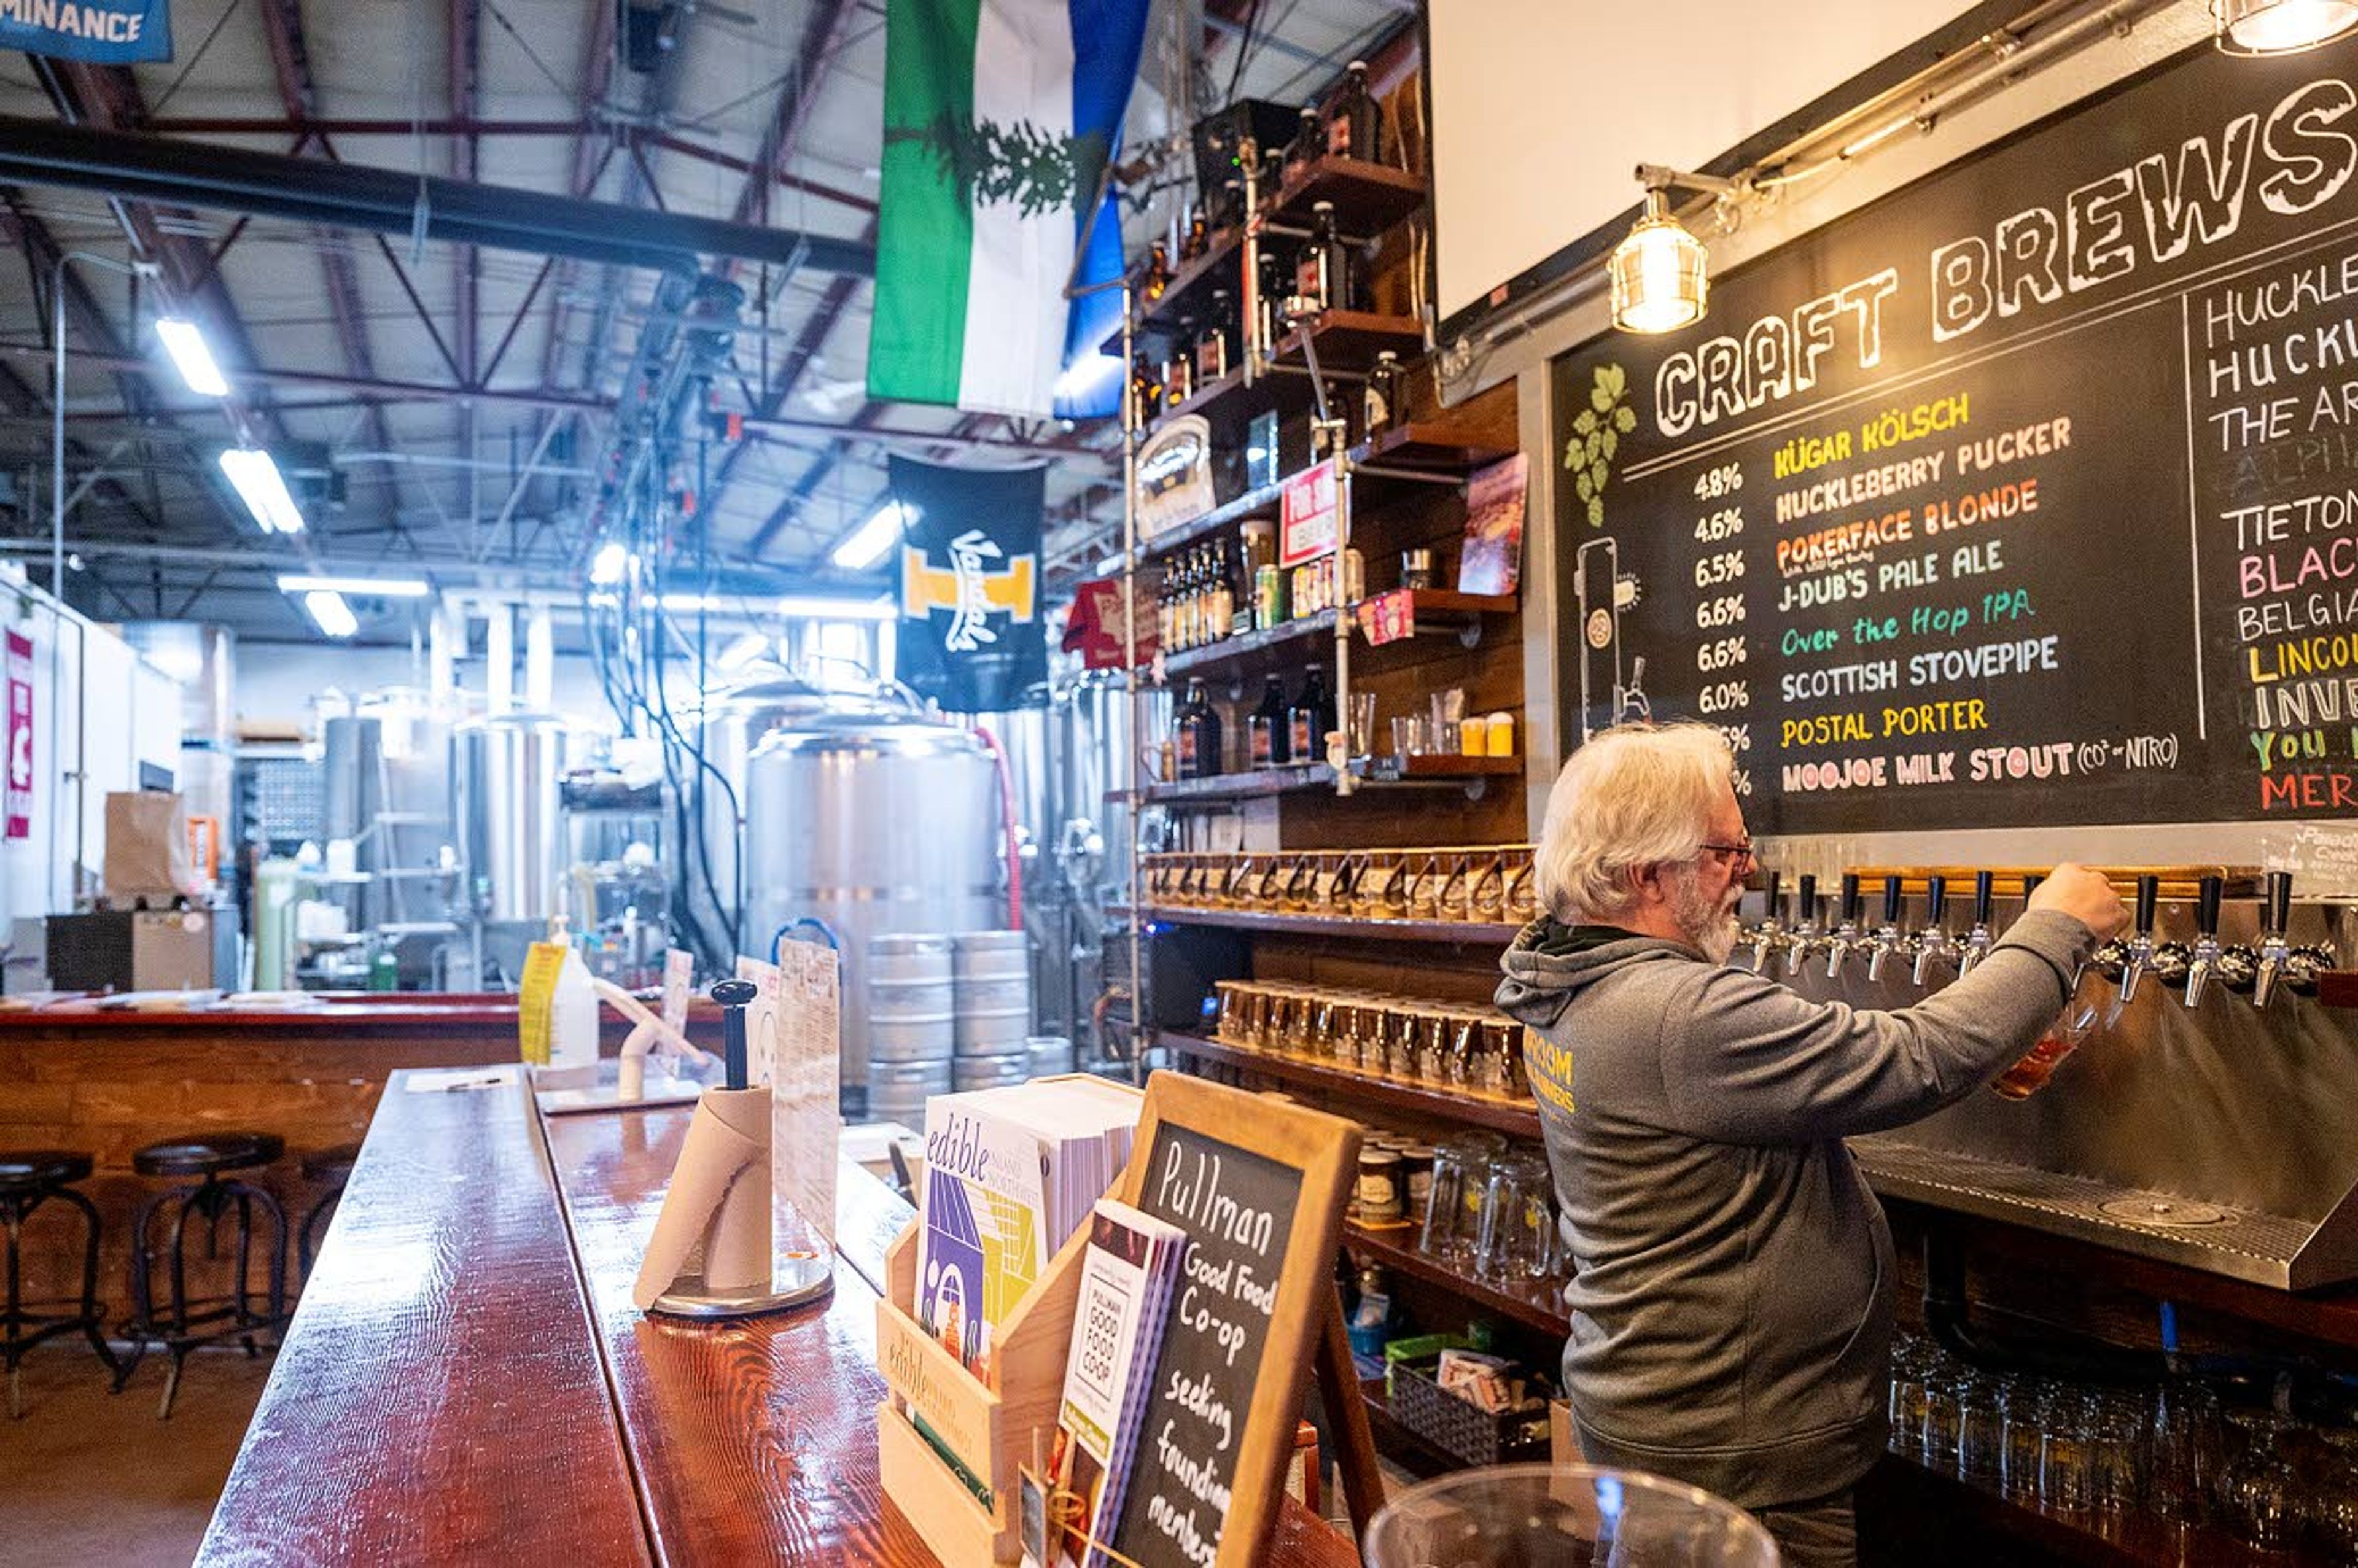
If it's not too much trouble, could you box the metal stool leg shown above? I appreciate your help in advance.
[54,1186,117,1376]
[251,1184,289,1336]
[115,1185,175,1393]
[5,1203,22,1420]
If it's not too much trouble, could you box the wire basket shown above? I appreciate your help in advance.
[1387,1355,1554,1468]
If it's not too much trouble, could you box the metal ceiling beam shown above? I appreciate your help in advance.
[0,114,877,277]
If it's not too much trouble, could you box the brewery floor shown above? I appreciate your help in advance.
[4,1344,270,1565]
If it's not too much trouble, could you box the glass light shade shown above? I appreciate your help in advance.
[2214,0,2358,52]
[1611,201,1709,334]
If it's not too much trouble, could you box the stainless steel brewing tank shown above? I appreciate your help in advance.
[453,712,569,925]
[741,696,1002,1095]
[691,667,838,954]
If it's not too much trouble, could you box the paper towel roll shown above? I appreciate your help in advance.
[631,1084,772,1310]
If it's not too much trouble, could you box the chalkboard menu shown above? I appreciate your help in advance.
[1110,1125,1300,1568]
[1552,37,2358,833]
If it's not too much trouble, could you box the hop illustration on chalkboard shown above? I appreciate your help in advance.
[1563,363,1638,528]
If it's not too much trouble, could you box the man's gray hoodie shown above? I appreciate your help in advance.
[1494,907,2094,1510]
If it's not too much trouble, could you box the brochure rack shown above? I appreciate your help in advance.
[873,1075,1140,1567]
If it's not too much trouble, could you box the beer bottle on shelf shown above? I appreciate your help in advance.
[1283,104,1323,187]
[1142,240,1172,303]
[1196,290,1233,385]
[1363,349,1404,438]
[1296,201,1355,316]
[1290,664,1333,765]
[1178,678,1224,778]
[1165,320,1196,408]
[1326,60,1382,164]
[1207,540,1235,642]
[1256,244,1290,356]
[1155,565,1176,654]
[1178,547,1202,651]
[1180,206,1210,263]
[1129,351,1162,425]
[1250,674,1288,768]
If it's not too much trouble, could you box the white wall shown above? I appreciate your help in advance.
[1428,0,1984,323]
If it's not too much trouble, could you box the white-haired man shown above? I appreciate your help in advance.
[1496,721,2124,1568]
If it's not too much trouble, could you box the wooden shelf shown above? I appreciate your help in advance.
[1130,763,1336,805]
[1272,309,1425,375]
[1138,476,1287,562]
[1343,1217,1570,1338]
[1113,904,1520,947]
[1121,228,1245,352]
[1364,753,1522,782]
[1350,422,1514,475]
[1161,608,1337,681]
[1260,157,1429,236]
[1164,1032,1543,1139]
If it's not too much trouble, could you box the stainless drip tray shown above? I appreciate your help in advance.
[1848,1136,2330,1290]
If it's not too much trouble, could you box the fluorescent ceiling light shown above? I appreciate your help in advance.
[302,589,358,638]
[217,448,306,534]
[831,500,914,571]
[777,594,897,621]
[590,541,631,585]
[155,317,229,397]
[277,574,431,598]
[716,631,774,672]
[660,591,722,614]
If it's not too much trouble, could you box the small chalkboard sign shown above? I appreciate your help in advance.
[1105,1071,1362,1568]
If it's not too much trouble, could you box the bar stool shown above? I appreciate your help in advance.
[297,1143,360,1281]
[0,1149,117,1418]
[120,1131,288,1418]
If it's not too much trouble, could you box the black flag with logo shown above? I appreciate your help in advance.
[890,456,1048,712]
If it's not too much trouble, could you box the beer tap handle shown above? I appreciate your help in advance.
[2135,874,2159,936]
[2196,875,2222,941]
[2117,874,2160,1010]
[1972,871,1994,929]
[1926,876,1948,929]
[1840,873,1861,926]
[2266,871,2294,939]
[1881,875,1904,928]
[2186,875,2225,1008]
[1763,870,1783,923]
[1797,874,1818,927]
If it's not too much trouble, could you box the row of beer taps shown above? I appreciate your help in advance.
[1737,870,2335,1011]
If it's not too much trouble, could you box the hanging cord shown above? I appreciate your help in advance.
[971,724,1024,930]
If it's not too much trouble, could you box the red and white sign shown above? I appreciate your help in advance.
[1062,575,1159,670]
[6,631,31,840]
[1279,459,1339,569]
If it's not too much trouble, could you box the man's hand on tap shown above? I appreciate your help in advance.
[2029,863,2129,942]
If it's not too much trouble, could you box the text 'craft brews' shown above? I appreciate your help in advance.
[1555,41,2358,831]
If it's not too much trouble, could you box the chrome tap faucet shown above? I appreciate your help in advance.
[2181,875,2225,1010]
[1783,874,1823,979]
[2254,872,2295,1010]
[1866,875,1905,983]
[2107,874,2160,1025]
[1955,871,1996,980]
[1824,874,1864,980]
[1745,871,1784,973]
[1912,875,1955,988]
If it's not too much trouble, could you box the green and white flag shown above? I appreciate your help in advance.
[868,0,1151,419]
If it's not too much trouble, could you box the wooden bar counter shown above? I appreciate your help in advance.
[0,993,718,1299]
[198,1068,1362,1567]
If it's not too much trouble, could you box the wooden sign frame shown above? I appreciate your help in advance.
[1106,1070,1363,1568]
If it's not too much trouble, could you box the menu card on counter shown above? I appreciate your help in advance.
[1551,39,2358,834]
[1105,1074,1358,1568]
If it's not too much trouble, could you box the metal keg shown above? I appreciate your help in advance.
[952,1051,1030,1092]
[867,933,955,1064]
[1024,1035,1073,1079]
[870,1058,952,1129]
[953,930,1031,1055]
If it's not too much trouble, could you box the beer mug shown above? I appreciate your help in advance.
[1504,847,1539,921]
[1221,853,1255,908]
[1284,853,1319,912]
[1406,850,1449,919]
[1256,852,1288,910]
[1463,850,1507,920]
[1325,851,1363,914]
[1358,852,1408,918]
[1215,980,1251,1044]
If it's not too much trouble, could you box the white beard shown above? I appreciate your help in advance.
[1673,866,1743,964]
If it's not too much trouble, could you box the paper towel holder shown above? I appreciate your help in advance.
[647,1248,834,1319]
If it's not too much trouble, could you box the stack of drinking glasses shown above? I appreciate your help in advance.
[1888,1330,2358,1556]
[1415,1133,1570,1302]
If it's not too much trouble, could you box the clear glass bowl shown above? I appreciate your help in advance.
[1362,1462,1781,1568]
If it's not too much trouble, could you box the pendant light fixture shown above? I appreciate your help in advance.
[1610,165,1748,335]
[2213,0,2358,53]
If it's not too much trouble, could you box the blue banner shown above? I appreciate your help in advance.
[1,0,172,63]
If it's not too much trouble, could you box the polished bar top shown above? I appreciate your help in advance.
[195,1072,650,1567]
[201,1071,1360,1566]
[0,991,723,1038]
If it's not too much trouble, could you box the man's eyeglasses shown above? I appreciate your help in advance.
[1701,839,1756,871]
